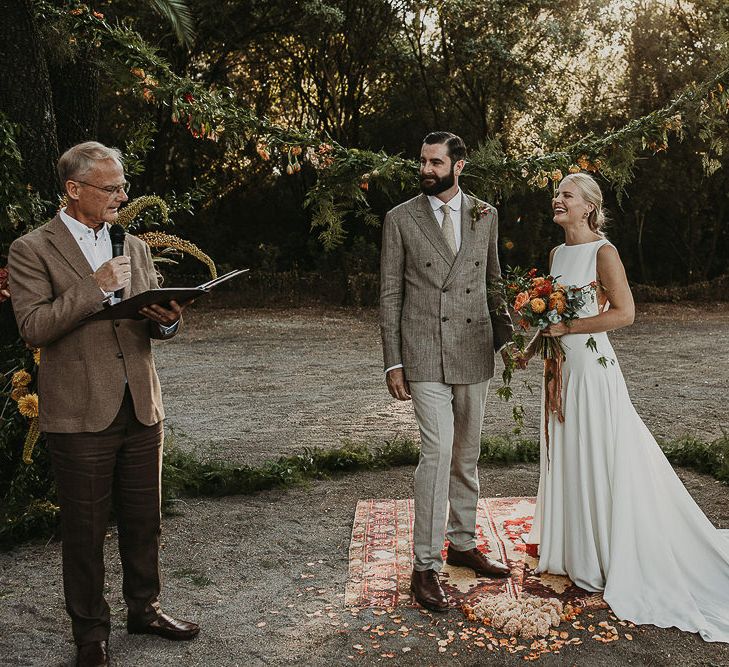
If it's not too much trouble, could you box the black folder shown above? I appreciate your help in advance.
[85,269,248,321]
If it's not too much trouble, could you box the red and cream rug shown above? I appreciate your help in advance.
[345,496,606,610]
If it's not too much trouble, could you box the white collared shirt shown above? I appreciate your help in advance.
[60,208,117,303]
[428,188,463,252]
[60,207,111,273]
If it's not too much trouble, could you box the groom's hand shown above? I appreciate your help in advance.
[386,368,411,401]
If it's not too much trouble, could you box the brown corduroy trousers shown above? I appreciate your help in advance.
[46,388,164,645]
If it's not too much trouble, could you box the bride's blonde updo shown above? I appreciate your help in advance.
[561,173,608,237]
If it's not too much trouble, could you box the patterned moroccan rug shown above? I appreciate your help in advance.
[345,497,607,610]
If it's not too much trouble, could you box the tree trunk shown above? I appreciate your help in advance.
[0,0,59,208]
[49,46,100,153]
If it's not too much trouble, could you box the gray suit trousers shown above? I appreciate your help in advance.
[410,379,490,571]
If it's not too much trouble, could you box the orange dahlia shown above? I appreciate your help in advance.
[530,298,546,314]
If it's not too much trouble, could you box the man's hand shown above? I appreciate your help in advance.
[139,299,191,327]
[386,367,411,401]
[94,256,131,293]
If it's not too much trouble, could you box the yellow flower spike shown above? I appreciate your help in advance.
[116,195,169,229]
[57,194,69,214]
[11,370,32,388]
[33,348,41,365]
[22,417,41,465]
[17,393,39,419]
[136,232,217,279]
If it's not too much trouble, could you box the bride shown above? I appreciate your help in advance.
[522,172,729,642]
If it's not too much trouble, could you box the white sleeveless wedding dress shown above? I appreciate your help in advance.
[527,239,729,642]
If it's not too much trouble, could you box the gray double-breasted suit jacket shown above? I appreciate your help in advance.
[379,192,512,385]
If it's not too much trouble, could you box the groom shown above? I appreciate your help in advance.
[379,131,514,611]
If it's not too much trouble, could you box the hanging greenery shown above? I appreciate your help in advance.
[29,1,729,247]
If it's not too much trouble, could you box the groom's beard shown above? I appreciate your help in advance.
[420,167,455,196]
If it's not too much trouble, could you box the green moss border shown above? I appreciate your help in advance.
[2,433,727,550]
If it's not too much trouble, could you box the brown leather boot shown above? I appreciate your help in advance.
[446,545,511,577]
[410,568,449,612]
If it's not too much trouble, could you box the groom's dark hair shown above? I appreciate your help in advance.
[423,131,467,164]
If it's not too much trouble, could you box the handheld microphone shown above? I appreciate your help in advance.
[109,223,126,299]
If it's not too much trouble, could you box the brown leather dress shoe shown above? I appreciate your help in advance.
[127,612,200,641]
[410,568,449,612]
[76,640,109,667]
[446,545,511,577]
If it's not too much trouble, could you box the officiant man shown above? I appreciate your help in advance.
[8,141,198,667]
[379,132,514,612]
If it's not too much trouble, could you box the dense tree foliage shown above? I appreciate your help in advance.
[2,0,727,285]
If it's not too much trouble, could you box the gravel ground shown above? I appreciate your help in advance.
[153,302,728,464]
[1,303,728,666]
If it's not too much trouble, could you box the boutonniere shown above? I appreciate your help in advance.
[470,202,490,230]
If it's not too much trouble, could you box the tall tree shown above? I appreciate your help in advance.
[0,0,59,209]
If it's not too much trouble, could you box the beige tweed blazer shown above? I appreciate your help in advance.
[380,193,512,384]
[8,215,179,433]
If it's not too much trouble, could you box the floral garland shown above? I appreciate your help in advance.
[32,2,729,248]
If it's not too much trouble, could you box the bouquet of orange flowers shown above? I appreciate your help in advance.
[502,267,595,358]
[496,267,597,460]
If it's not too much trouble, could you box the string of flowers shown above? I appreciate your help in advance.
[34,1,729,248]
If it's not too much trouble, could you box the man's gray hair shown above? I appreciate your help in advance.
[57,141,124,184]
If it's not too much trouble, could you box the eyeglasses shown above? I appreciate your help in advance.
[75,180,131,195]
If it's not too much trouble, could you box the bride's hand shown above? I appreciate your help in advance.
[542,322,570,337]
[513,350,530,369]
